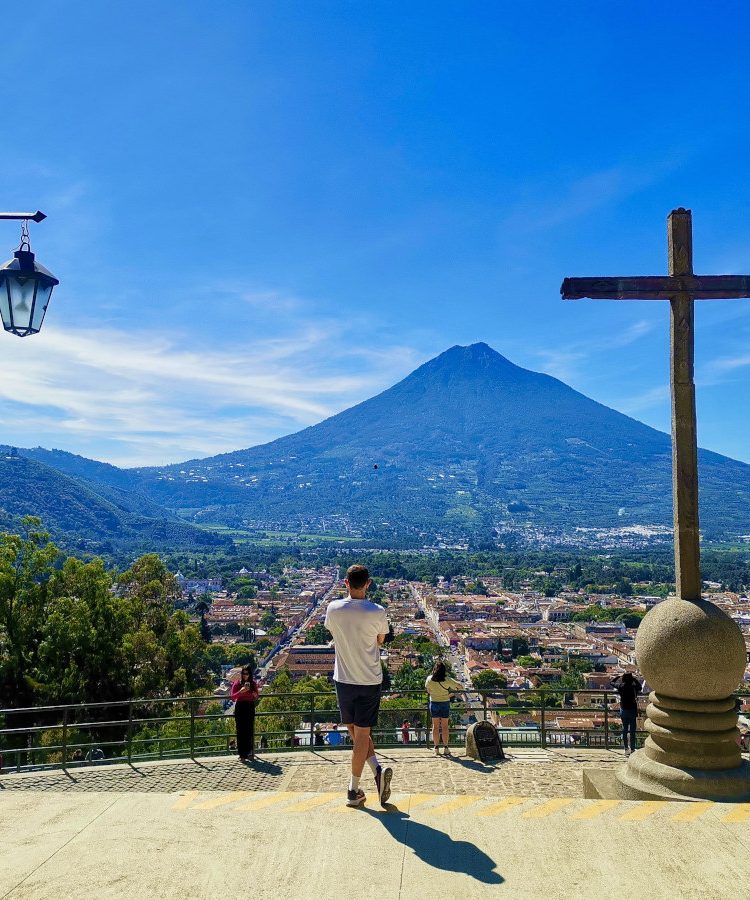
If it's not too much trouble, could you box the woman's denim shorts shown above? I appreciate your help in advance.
[429,700,450,718]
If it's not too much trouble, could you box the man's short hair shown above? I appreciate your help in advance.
[346,564,370,589]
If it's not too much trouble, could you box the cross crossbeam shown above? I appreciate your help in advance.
[560,208,750,602]
[562,275,750,301]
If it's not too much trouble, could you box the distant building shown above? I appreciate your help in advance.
[175,574,223,595]
[276,645,335,679]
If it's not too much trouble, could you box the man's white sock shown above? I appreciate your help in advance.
[349,774,360,792]
[366,754,380,775]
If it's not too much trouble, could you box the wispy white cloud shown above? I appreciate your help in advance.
[532,349,588,384]
[617,384,670,415]
[529,318,657,385]
[0,321,426,467]
[704,353,750,375]
[609,319,656,348]
[499,163,675,234]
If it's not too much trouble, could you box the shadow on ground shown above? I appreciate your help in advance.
[364,803,504,885]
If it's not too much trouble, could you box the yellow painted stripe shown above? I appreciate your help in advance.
[722,803,750,823]
[193,791,254,810]
[570,800,621,820]
[522,798,574,818]
[671,801,713,822]
[476,796,527,817]
[405,793,440,810]
[171,790,200,810]
[235,791,296,811]
[427,795,481,816]
[285,792,339,813]
[619,801,662,821]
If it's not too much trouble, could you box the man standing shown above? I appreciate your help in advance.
[325,564,393,807]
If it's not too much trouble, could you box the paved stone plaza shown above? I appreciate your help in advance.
[0,746,620,798]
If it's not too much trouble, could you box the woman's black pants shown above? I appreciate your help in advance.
[234,701,255,760]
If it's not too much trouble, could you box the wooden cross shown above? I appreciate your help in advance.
[561,208,750,602]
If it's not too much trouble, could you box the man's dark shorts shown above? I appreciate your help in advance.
[334,681,382,729]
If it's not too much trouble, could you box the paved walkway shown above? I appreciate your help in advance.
[2,750,748,899]
[3,785,749,898]
[0,747,621,798]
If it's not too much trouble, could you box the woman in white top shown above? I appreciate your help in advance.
[425,660,463,756]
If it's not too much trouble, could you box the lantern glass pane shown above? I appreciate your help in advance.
[30,284,52,333]
[7,275,37,332]
[0,281,10,332]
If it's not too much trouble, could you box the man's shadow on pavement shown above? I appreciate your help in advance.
[363,804,504,885]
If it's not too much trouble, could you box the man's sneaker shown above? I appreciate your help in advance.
[434,745,441,756]
[375,765,393,806]
[346,788,366,807]
[443,746,452,757]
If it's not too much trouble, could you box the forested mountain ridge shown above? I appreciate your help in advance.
[6,343,750,547]
[0,450,227,554]
[130,342,750,544]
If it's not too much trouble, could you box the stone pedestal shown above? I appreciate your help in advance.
[616,596,750,802]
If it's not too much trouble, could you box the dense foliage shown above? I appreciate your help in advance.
[0,519,213,709]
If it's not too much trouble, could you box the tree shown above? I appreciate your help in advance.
[0,524,217,711]
[0,518,60,706]
[516,655,541,668]
[392,662,431,692]
[116,554,209,697]
[195,593,212,643]
[560,671,585,691]
[260,608,277,630]
[303,623,332,645]
[471,670,507,691]
[38,556,131,704]
[226,645,257,668]
[616,611,645,629]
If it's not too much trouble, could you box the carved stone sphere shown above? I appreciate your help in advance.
[635,598,746,701]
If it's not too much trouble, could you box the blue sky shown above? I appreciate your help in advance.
[2,1,750,466]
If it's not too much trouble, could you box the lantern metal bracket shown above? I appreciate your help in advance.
[0,211,46,222]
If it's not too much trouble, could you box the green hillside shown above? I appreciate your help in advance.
[0,451,228,554]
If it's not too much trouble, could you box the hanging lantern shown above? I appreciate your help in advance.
[0,219,59,337]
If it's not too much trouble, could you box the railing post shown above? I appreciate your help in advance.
[189,698,196,759]
[540,694,547,749]
[309,694,315,749]
[127,701,133,765]
[604,691,610,750]
[482,692,488,722]
[62,707,69,770]
[248,700,255,761]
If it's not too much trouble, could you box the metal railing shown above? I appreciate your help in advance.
[1,688,748,775]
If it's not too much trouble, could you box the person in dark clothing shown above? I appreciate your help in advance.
[611,672,642,755]
[231,666,259,762]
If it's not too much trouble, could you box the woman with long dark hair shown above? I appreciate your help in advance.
[230,665,259,762]
[611,672,642,756]
[425,660,463,756]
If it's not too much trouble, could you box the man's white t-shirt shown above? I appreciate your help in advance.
[324,596,389,685]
